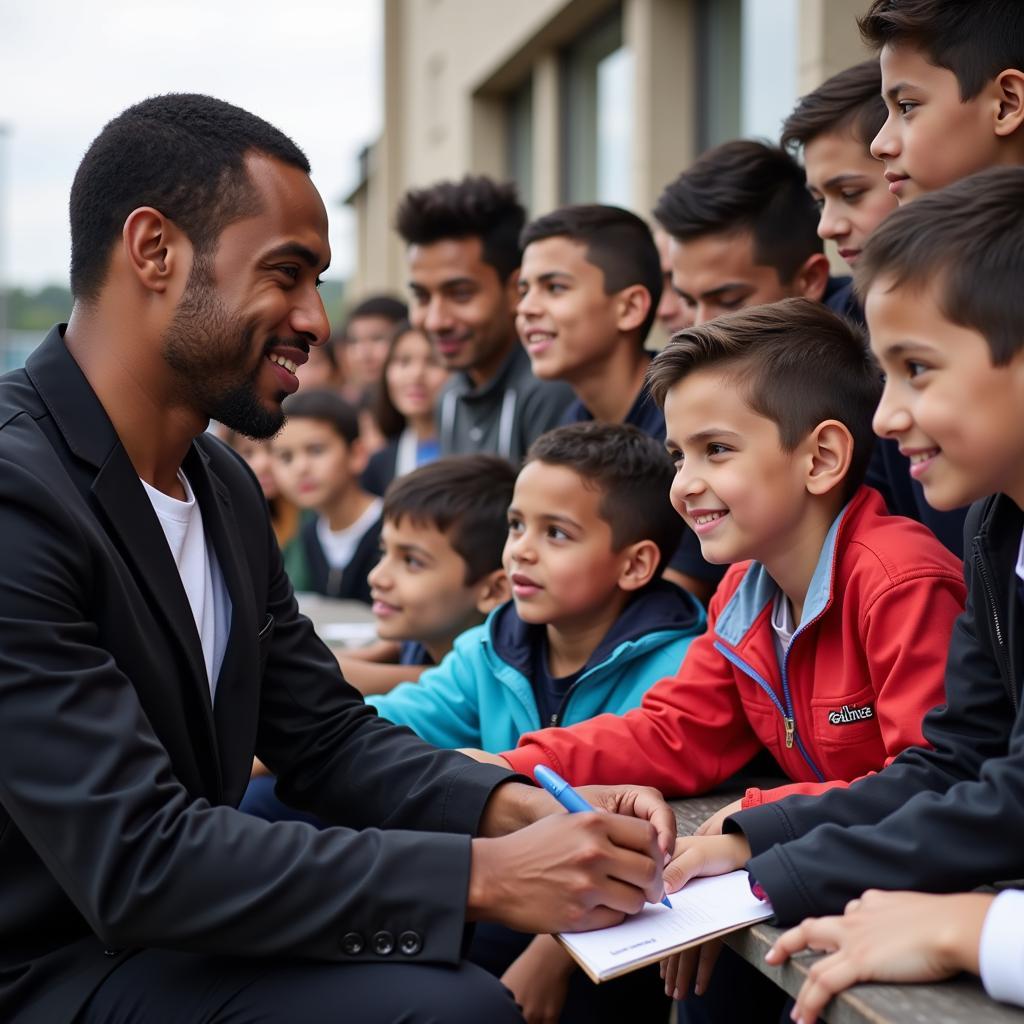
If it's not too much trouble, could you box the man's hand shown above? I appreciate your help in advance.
[500,934,575,1024]
[765,890,995,1024]
[458,747,513,769]
[576,784,677,860]
[655,833,753,999]
[468,811,665,934]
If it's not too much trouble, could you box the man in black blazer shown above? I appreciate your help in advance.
[0,95,675,1023]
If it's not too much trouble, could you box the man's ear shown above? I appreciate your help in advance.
[615,284,653,335]
[617,538,661,592]
[122,207,189,294]
[993,68,1024,138]
[792,253,831,303]
[474,567,511,614]
[804,420,854,497]
[503,268,522,314]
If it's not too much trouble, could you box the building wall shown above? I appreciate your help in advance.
[347,0,870,297]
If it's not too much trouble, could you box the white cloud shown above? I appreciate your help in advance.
[0,0,382,287]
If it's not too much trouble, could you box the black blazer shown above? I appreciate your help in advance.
[0,327,512,1023]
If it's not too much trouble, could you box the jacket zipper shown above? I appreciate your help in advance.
[974,543,1018,713]
[713,641,825,782]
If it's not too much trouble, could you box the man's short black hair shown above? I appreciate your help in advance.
[855,166,1024,366]
[344,295,409,336]
[646,298,880,502]
[652,140,822,282]
[519,205,663,345]
[395,175,525,282]
[382,455,517,584]
[860,0,1024,101]
[781,60,887,155]
[70,93,310,301]
[526,422,682,576]
[280,389,360,445]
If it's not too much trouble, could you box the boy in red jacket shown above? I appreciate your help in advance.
[468,297,965,1018]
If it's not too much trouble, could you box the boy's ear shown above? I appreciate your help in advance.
[614,284,653,335]
[617,539,661,592]
[791,253,830,304]
[347,438,370,476]
[993,68,1024,138]
[804,420,854,497]
[474,567,511,615]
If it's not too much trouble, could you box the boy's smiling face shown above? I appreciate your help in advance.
[663,370,816,569]
[872,43,1010,203]
[368,517,492,655]
[503,461,632,629]
[803,129,896,266]
[867,278,1024,510]
[516,235,638,383]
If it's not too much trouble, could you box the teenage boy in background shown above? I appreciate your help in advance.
[653,225,694,337]
[653,140,836,327]
[781,59,968,557]
[516,204,722,602]
[472,299,964,1019]
[396,176,573,460]
[663,167,1024,1017]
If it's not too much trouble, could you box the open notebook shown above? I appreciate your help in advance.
[557,870,774,983]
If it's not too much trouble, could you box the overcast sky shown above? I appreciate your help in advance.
[0,0,382,289]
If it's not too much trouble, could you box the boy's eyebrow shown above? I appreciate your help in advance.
[676,282,752,302]
[879,340,936,358]
[536,270,574,283]
[394,541,434,561]
[822,172,872,189]
[884,80,914,100]
[685,428,742,445]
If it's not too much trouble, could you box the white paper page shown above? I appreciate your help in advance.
[559,870,773,980]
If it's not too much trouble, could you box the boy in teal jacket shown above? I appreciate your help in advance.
[369,421,706,750]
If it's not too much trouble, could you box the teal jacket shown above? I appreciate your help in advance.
[368,580,706,752]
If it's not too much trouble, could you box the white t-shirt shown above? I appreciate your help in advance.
[316,498,383,570]
[142,471,231,698]
[770,591,797,664]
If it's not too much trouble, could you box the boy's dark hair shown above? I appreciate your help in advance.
[519,204,663,345]
[382,455,517,584]
[646,298,880,501]
[344,295,409,337]
[395,175,525,282]
[70,93,310,301]
[859,0,1024,101]
[281,389,360,446]
[526,422,682,576]
[781,60,887,155]
[652,140,822,283]
[854,166,1024,366]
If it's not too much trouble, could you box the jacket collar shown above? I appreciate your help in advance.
[450,340,527,399]
[715,488,865,647]
[486,578,705,679]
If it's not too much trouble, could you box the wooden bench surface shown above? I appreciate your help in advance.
[670,794,1024,1024]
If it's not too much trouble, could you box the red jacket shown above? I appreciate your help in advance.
[504,487,966,808]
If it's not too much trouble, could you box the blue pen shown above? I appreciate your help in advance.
[534,764,672,908]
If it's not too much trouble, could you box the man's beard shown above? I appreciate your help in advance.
[162,262,285,440]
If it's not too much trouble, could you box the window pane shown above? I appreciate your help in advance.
[506,79,534,211]
[596,45,633,207]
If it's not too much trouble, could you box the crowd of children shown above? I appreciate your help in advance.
[228,1,1024,1020]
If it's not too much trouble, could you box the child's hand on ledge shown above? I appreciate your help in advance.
[766,889,995,1024]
